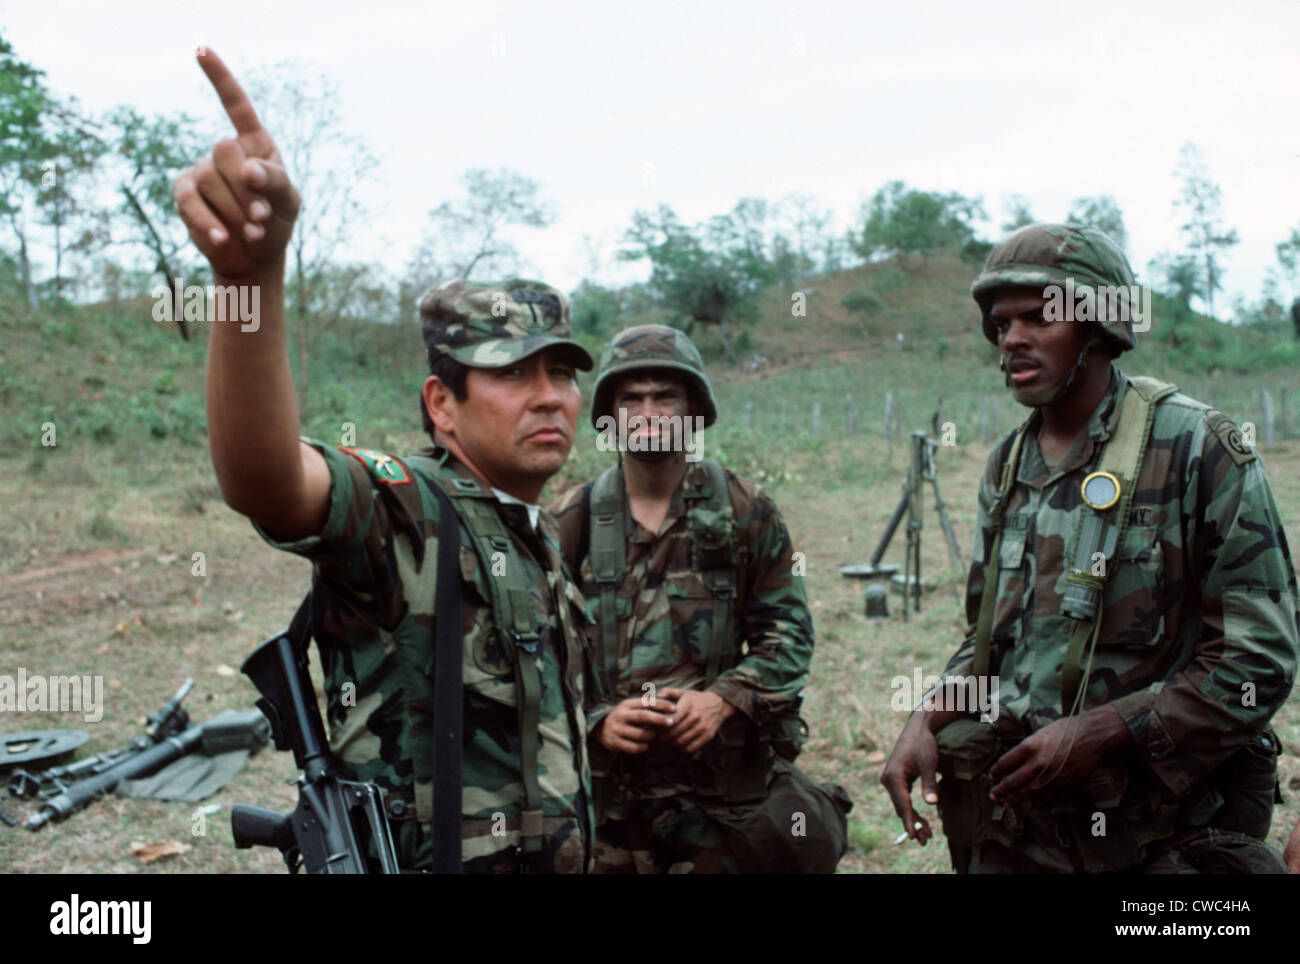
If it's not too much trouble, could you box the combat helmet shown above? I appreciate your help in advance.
[590,324,718,429]
[971,223,1138,356]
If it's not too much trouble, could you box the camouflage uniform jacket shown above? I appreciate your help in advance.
[550,460,815,805]
[942,368,1299,800]
[256,439,593,872]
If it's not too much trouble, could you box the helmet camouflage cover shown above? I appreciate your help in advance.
[591,324,719,428]
[971,223,1138,354]
[420,278,594,370]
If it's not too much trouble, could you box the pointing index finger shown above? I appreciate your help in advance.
[196,48,265,138]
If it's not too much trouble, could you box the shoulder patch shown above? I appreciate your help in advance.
[1204,411,1257,466]
[340,447,413,485]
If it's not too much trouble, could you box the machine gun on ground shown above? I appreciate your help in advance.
[6,679,195,803]
[6,680,269,830]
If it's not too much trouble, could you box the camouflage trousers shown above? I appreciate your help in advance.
[592,794,740,874]
[959,826,1288,874]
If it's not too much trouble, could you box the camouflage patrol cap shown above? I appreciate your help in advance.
[972,223,1138,354]
[420,278,594,371]
[591,324,718,428]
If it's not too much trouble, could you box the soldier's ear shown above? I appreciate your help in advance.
[422,375,459,436]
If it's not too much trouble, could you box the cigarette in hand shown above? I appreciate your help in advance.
[893,821,923,845]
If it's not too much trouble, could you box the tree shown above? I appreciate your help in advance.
[409,167,553,291]
[35,114,107,304]
[1172,143,1238,322]
[1276,223,1300,296]
[106,105,207,337]
[1275,224,1300,339]
[1147,251,1199,346]
[770,193,834,284]
[621,203,775,366]
[0,33,59,312]
[245,62,380,411]
[1067,195,1127,251]
[849,180,985,261]
[1001,194,1035,233]
[569,279,622,335]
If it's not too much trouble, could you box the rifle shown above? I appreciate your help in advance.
[229,610,400,874]
[7,679,195,801]
[23,706,269,830]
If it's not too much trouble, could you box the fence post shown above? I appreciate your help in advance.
[811,402,821,438]
[884,393,895,442]
[845,393,855,436]
[1261,389,1276,445]
[744,402,754,430]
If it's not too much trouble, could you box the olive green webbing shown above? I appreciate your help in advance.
[407,455,546,856]
[1059,377,1175,714]
[588,464,626,701]
[972,425,1030,679]
[693,459,736,686]
[587,459,737,689]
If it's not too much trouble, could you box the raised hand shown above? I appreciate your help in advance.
[173,48,300,281]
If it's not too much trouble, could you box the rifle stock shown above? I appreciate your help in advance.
[232,629,400,874]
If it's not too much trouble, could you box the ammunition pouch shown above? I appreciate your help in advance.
[593,714,769,819]
[936,718,1285,874]
[764,711,810,764]
[935,717,1007,868]
[1206,727,1282,841]
[699,757,853,873]
[1154,826,1288,874]
[935,717,1179,874]
[700,714,770,803]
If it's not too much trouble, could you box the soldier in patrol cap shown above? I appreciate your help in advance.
[881,223,1299,873]
[173,49,596,872]
[550,324,850,874]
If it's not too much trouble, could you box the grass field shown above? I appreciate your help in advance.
[2,261,1298,873]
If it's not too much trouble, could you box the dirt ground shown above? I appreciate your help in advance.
[2,435,1298,873]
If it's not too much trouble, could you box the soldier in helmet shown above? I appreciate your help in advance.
[881,223,1299,873]
[174,50,594,872]
[550,324,850,873]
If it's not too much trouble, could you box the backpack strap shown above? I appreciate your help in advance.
[406,454,546,860]
[971,421,1032,680]
[1059,376,1176,714]
[588,464,626,702]
[685,458,738,686]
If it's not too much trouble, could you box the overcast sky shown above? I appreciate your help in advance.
[6,0,1299,312]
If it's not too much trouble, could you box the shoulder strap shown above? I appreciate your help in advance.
[1059,375,1176,714]
[427,481,463,874]
[406,454,545,861]
[687,458,738,685]
[588,464,625,701]
[971,422,1032,680]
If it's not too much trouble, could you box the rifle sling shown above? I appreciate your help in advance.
[429,482,464,874]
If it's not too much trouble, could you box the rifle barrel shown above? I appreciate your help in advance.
[26,728,203,830]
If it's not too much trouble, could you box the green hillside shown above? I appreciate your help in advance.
[2,257,1297,874]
